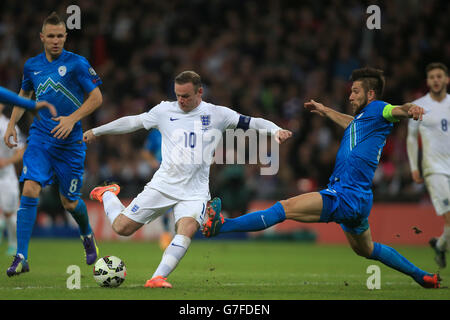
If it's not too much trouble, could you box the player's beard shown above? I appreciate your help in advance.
[352,95,368,115]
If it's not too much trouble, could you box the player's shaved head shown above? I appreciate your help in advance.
[42,11,66,33]
[351,67,385,99]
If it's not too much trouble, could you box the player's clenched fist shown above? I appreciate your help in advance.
[83,129,96,143]
[407,104,425,121]
[275,129,293,144]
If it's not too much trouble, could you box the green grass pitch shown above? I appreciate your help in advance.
[0,239,448,300]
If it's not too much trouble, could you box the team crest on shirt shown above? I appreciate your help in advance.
[200,115,211,131]
[58,65,67,77]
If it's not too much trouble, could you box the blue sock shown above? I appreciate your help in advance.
[220,202,286,233]
[68,199,92,237]
[369,242,429,284]
[17,196,39,260]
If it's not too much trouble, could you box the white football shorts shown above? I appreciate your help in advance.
[0,178,19,213]
[122,185,208,226]
[424,174,450,216]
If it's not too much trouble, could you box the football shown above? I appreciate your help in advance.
[93,256,126,288]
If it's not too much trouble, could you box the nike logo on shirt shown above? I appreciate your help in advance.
[34,71,42,75]
[170,117,179,121]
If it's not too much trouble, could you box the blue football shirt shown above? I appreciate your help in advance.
[145,129,162,162]
[21,49,102,145]
[329,100,394,193]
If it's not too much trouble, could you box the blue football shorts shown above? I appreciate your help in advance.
[20,139,86,201]
[318,185,373,235]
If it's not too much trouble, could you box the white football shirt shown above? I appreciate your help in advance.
[138,101,241,200]
[0,114,25,180]
[407,93,450,176]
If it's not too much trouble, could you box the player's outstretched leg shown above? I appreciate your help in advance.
[202,197,223,237]
[202,200,286,237]
[369,242,441,288]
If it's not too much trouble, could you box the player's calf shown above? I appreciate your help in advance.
[111,214,143,236]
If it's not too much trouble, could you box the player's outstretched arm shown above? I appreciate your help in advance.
[304,99,353,129]
[83,115,146,143]
[391,103,425,121]
[35,101,57,117]
[4,89,32,148]
[247,117,292,144]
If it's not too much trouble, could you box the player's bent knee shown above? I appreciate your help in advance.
[61,199,78,212]
[22,180,41,198]
[112,214,140,236]
[351,245,372,258]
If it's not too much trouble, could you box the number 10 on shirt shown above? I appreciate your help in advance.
[184,132,197,148]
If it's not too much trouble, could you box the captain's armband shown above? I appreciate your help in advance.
[382,104,400,123]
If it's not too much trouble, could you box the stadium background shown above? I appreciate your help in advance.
[1,0,449,244]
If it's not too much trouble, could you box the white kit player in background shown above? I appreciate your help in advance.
[407,62,450,268]
[0,103,26,255]
[83,71,292,288]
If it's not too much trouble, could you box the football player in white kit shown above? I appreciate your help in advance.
[84,71,292,288]
[0,103,25,255]
[407,62,450,268]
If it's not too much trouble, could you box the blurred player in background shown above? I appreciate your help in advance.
[85,70,292,288]
[3,12,103,277]
[407,62,450,268]
[141,128,173,250]
[0,103,26,256]
[203,67,441,288]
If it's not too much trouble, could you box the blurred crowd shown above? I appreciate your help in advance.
[1,0,449,217]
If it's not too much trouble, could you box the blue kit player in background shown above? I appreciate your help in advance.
[203,67,441,288]
[141,129,174,250]
[3,12,103,277]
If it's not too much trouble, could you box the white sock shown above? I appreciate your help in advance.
[5,214,17,248]
[152,234,191,278]
[102,191,125,225]
[437,225,450,251]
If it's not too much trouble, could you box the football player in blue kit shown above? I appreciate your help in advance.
[3,12,103,276]
[203,67,441,288]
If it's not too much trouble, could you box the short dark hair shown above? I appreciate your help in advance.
[42,12,66,31]
[350,67,386,98]
[425,62,448,76]
[175,71,202,92]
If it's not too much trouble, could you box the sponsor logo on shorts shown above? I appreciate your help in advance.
[131,204,140,213]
